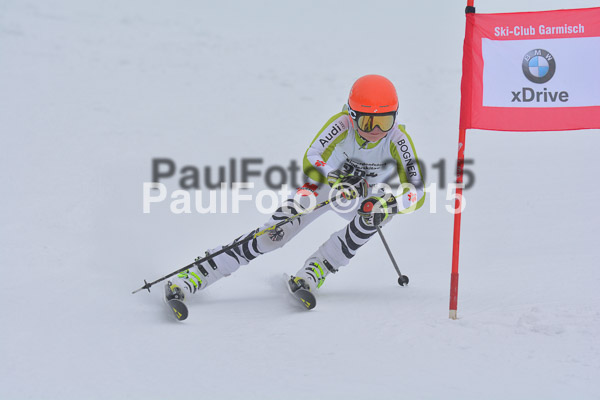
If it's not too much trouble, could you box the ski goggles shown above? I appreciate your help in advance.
[348,108,397,133]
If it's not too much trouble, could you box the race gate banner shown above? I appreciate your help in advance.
[459,7,600,131]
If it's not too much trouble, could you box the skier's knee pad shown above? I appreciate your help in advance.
[318,213,379,267]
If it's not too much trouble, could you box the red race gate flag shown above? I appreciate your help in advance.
[450,5,600,320]
[460,7,600,131]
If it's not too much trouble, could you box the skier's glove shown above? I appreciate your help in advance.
[358,193,399,226]
[327,169,369,200]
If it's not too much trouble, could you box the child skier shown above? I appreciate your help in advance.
[165,74,425,309]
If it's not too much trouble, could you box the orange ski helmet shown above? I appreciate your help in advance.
[348,74,398,114]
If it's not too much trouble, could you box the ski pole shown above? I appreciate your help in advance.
[132,198,332,294]
[376,225,409,286]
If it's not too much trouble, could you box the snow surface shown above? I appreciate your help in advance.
[1,0,600,399]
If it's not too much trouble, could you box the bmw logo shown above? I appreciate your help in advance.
[522,49,556,84]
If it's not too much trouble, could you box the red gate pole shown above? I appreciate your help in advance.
[449,0,475,320]
[449,128,466,320]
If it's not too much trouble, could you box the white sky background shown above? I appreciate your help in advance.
[1,1,599,399]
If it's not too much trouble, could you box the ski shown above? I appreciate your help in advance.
[165,298,188,321]
[162,281,189,321]
[284,274,316,310]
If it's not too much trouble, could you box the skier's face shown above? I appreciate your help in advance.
[358,126,388,142]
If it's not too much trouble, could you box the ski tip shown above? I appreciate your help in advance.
[299,294,316,310]
[167,299,189,321]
